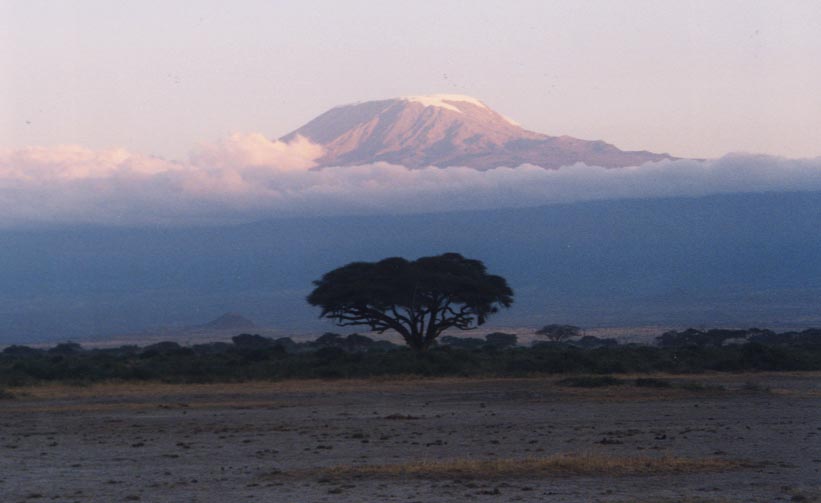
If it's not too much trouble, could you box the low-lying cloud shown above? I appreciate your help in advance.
[1,135,820,226]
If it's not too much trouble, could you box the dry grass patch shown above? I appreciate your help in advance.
[0,399,296,415]
[10,371,817,403]
[6,376,483,401]
[281,454,750,480]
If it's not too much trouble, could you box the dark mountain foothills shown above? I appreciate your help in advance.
[282,94,673,169]
[1,328,820,386]
[199,313,256,331]
[1,191,821,344]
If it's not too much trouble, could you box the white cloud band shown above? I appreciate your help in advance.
[1,134,820,226]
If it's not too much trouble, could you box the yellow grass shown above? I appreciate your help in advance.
[6,371,819,404]
[287,454,749,479]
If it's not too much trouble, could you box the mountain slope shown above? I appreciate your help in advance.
[201,313,256,331]
[2,192,820,344]
[282,94,673,169]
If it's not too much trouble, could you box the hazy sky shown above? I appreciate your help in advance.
[2,0,820,160]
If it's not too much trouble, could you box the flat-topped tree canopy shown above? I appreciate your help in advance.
[307,253,513,351]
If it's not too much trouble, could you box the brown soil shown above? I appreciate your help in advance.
[1,373,819,502]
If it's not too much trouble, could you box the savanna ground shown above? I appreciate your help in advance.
[1,373,819,502]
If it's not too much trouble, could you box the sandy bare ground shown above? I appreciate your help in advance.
[1,373,819,502]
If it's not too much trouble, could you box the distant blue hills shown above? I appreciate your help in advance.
[1,191,820,344]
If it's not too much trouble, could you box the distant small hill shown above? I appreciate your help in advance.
[201,313,256,331]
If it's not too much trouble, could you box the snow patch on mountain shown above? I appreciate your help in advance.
[400,94,488,113]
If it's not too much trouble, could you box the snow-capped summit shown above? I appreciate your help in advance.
[399,94,489,113]
[282,95,673,169]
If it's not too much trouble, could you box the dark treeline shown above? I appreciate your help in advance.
[1,328,820,386]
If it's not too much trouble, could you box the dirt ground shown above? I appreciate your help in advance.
[1,373,819,503]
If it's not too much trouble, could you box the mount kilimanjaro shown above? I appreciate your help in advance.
[282,94,673,169]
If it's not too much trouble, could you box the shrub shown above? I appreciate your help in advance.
[2,345,42,357]
[48,342,83,355]
[2,328,820,384]
[440,336,486,349]
[485,332,518,348]
[232,333,277,350]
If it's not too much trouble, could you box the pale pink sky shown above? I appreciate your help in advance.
[1,0,821,160]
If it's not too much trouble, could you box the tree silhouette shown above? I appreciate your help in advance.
[307,253,513,351]
[536,324,581,343]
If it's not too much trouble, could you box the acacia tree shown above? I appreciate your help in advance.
[307,253,513,351]
[536,324,581,343]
